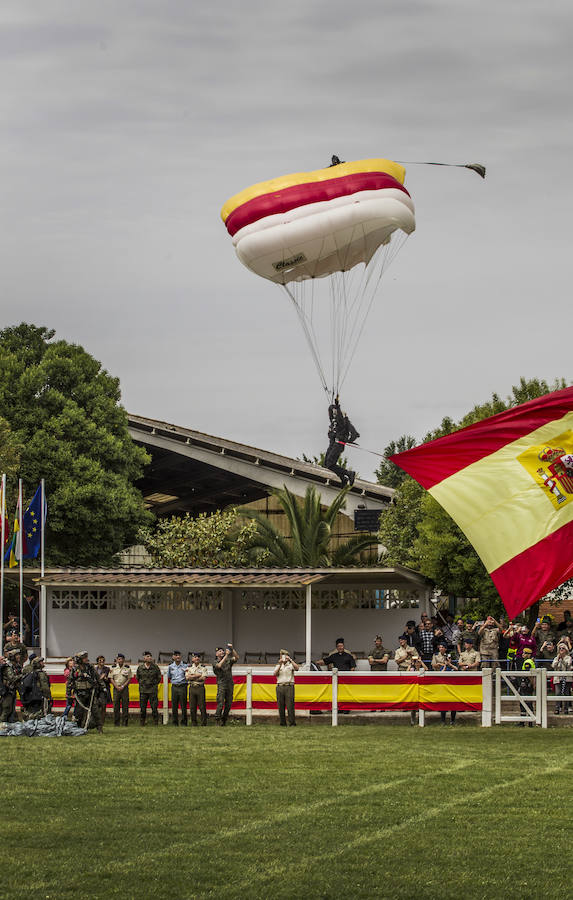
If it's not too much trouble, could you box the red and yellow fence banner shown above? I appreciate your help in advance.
[40,673,481,714]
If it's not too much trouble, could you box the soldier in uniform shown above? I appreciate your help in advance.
[3,633,28,666]
[20,656,52,719]
[214,644,238,725]
[67,651,104,732]
[368,635,390,671]
[458,636,481,670]
[0,649,22,722]
[135,651,162,726]
[186,652,209,726]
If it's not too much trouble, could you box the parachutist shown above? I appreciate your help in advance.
[329,155,344,166]
[325,396,359,486]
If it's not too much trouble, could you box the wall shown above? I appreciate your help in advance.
[48,602,415,662]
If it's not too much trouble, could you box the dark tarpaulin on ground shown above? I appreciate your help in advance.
[0,714,87,738]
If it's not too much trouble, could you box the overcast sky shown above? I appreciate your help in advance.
[1,1,571,477]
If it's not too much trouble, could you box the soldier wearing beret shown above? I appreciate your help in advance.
[67,651,104,732]
[0,649,22,722]
[136,651,162,726]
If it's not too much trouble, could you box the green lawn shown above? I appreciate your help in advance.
[1,721,571,899]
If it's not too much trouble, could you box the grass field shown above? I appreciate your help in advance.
[1,720,571,900]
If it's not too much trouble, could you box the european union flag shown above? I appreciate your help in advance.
[22,485,47,560]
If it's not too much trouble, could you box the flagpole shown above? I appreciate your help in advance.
[18,479,23,644]
[40,478,46,659]
[0,473,5,655]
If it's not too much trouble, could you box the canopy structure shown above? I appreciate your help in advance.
[23,566,433,665]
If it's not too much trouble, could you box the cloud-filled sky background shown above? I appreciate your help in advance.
[1,0,571,477]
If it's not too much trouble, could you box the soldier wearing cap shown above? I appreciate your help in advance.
[20,656,52,719]
[0,649,22,722]
[458,636,481,671]
[186,652,208,726]
[67,651,104,732]
[109,653,132,727]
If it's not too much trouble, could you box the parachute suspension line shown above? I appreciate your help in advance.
[338,232,410,391]
[281,284,329,396]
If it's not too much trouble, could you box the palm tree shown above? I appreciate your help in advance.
[237,484,379,567]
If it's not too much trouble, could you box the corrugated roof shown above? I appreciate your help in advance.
[27,565,431,589]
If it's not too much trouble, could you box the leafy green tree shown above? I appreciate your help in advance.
[375,435,417,489]
[378,377,570,614]
[0,416,22,483]
[239,484,378,566]
[138,509,265,567]
[0,323,151,565]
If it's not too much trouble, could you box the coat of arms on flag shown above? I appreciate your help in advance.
[390,386,573,618]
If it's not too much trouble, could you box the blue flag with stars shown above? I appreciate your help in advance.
[22,485,46,560]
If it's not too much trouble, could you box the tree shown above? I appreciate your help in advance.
[0,323,151,565]
[239,484,378,566]
[375,435,417,489]
[378,377,570,615]
[0,416,22,483]
[138,509,265,567]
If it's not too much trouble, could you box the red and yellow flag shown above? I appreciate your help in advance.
[390,386,573,618]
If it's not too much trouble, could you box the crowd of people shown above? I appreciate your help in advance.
[1,610,572,730]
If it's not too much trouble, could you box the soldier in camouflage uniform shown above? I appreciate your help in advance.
[0,649,22,722]
[136,651,162,726]
[3,633,28,666]
[20,656,52,719]
[67,651,104,732]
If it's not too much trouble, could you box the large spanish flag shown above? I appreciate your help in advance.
[389,386,573,618]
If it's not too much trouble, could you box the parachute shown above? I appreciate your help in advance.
[221,158,415,397]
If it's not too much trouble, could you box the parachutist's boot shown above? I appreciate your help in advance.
[348,471,356,486]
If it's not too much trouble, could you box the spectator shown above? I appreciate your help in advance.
[538,639,556,671]
[95,655,111,722]
[503,621,520,670]
[167,650,188,726]
[317,638,356,671]
[477,616,503,669]
[457,619,478,655]
[517,647,536,727]
[186,652,208,726]
[533,616,557,648]
[516,625,537,660]
[431,640,458,672]
[552,641,572,715]
[214,644,239,726]
[403,621,422,653]
[62,657,75,719]
[556,610,572,633]
[273,649,299,726]
[109,653,132,727]
[458,636,481,671]
[418,619,436,667]
[395,634,419,671]
[2,614,18,642]
[368,635,390,671]
[407,655,427,726]
[136,651,162,726]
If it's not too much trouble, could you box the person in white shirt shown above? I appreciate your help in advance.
[274,649,299,726]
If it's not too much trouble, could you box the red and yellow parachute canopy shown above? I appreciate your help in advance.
[221,158,415,395]
[221,157,415,284]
